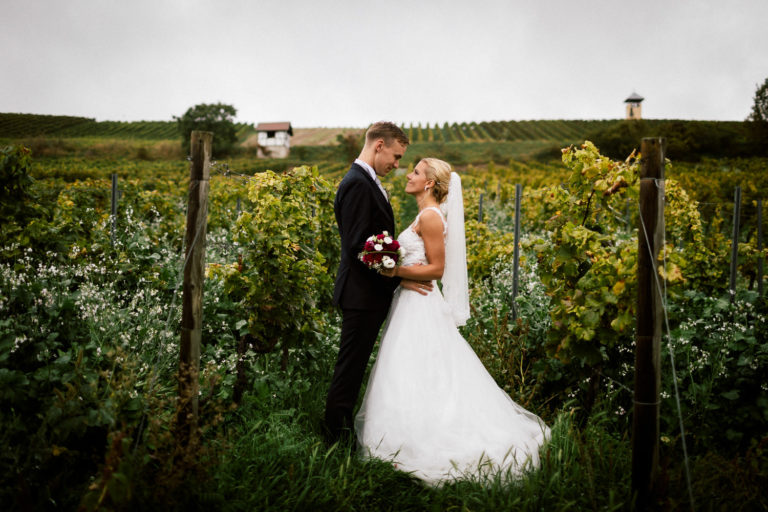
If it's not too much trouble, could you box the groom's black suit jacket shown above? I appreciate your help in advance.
[333,163,400,310]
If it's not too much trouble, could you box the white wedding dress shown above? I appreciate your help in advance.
[355,207,550,486]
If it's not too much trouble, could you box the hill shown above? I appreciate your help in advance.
[0,113,253,141]
[0,113,758,161]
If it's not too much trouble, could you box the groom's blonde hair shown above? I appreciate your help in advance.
[366,121,410,146]
[420,158,452,204]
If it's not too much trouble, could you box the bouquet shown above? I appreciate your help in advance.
[358,231,404,271]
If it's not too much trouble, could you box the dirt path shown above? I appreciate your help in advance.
[242,127,362,147]
[291,127,363,146]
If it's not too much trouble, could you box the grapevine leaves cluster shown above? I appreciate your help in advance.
[208,166,337,358]
[525,142,640,366]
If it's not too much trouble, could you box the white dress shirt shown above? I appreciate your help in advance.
[355,158,388,200]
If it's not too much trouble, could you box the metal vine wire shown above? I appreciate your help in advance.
[126,158,747,493]
[135,162,256,404]
[638,180,695,510]
[133,175,209,452]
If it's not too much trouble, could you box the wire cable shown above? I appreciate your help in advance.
[638,195,695,511]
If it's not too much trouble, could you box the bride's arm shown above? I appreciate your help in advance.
[399,276,433,295]
[384,209,445,281]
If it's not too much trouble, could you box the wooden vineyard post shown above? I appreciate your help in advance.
[478,192,484,222]
[111,174,118,247]
[632,137,665,509]
[758,199,764,298]
[177,130,212,446]
[626,197,632,232]
[730,186,742,297]
[511,184,522,320]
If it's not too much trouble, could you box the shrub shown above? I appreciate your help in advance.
[174,103,238,157]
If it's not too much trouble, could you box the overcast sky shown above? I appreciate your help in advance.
[1,0,767,127]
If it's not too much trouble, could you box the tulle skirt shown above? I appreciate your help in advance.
[355,285,550,486]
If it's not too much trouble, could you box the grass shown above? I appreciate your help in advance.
[197,351,634,512]
[0,134,569,168]
[401,140,570,167]
[201,368,767,511]
[0,135,184,160]
[4,136,767,510]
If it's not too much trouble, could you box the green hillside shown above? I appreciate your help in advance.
[0,113,254,140]
[1,112,758,161]
[400,120,619,143]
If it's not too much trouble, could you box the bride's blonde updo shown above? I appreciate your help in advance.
[420,157,452,204]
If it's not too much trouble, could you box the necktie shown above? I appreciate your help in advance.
[374,176,388,201]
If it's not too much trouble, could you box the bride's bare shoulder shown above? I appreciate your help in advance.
[416,208,445,235]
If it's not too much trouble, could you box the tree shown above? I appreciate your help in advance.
[747,77,768,155]
[174,103,238,157]
[336,132,363,162]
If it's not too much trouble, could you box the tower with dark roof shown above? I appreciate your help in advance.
[625,92,644,120]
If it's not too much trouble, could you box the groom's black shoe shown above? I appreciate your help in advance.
[322,425,338,447]
[324,427,357,453]
[340,429,358,454]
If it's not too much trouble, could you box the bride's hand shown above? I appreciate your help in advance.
[380,262,420,279]
[400,279,433,295]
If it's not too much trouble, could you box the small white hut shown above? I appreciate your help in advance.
[624,92,644,120]
[255,122,293,158]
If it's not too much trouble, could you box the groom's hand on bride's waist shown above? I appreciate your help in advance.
[399,279,433,295]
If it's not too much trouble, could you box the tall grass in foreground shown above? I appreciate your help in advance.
[4,146,767,510]
[206,372,631,512]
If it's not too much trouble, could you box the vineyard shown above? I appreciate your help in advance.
[0,113,253,141]
[399,120,618,143]
[1,113,753,158]
[1,129,767,509]
[0,113,617,142]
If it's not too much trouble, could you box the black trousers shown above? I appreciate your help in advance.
[324,307,389,442]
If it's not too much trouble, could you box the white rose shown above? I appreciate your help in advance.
[383,236,393,244]
[374,243,383,251]
[399,247,407,259]
[382,256,395,269]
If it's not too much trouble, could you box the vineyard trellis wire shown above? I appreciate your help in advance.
[87,143,765,504]
[200,159,768,295]
[5,127,768,509]
[639,192,695,510]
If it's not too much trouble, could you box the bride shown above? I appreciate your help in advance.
[355,157,550,485]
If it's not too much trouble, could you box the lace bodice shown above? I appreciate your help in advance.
[398,207,447,267]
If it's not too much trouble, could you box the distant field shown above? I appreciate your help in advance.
[1,113,755,162]
[0,113,252,141]
[1,113,619,145]
[290,127,363,146]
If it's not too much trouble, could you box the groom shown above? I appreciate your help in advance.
[324,121,431,443]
